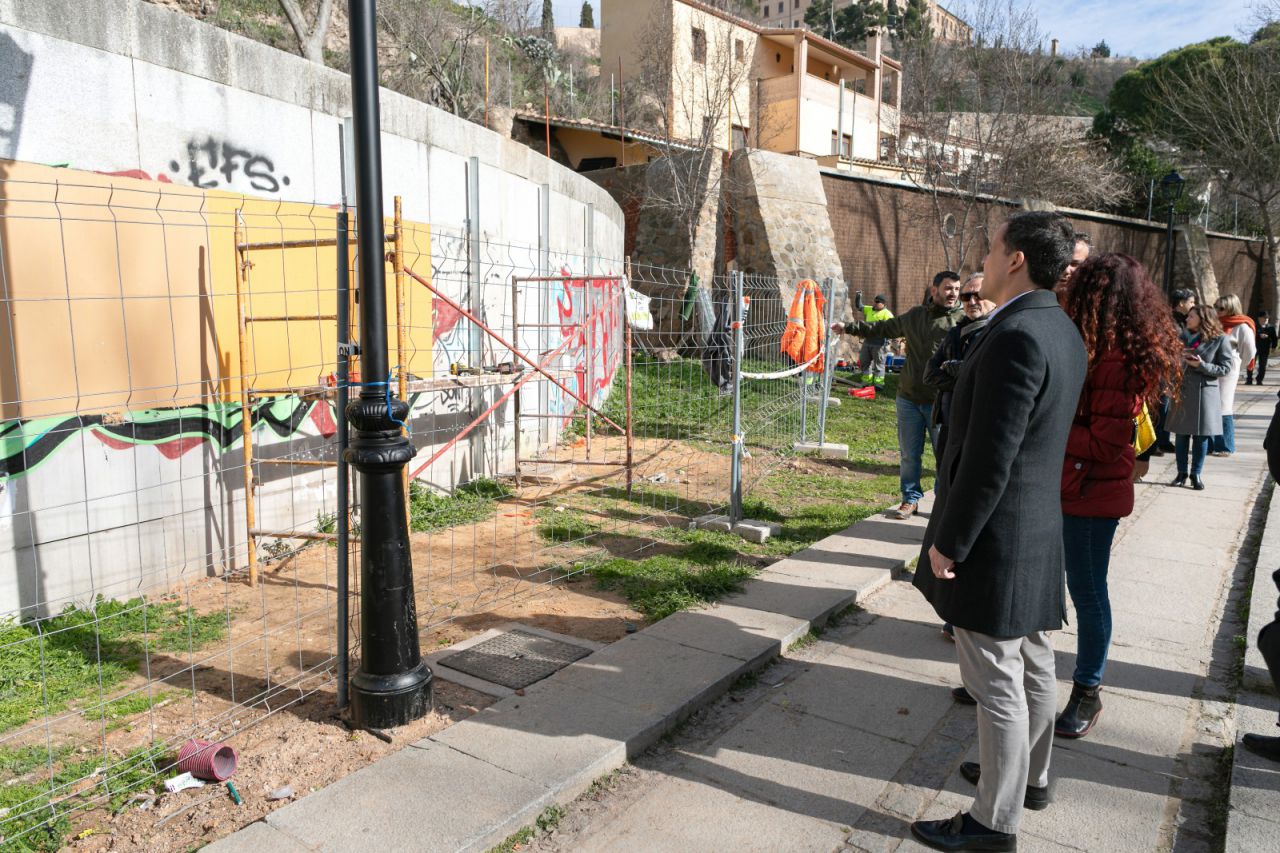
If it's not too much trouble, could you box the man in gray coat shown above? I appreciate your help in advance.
[910,212,1087,852]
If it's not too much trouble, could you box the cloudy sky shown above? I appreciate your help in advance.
[551,0,1263,60]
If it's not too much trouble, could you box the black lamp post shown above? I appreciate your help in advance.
[1160,169,1185,297]
[345,0,432,729]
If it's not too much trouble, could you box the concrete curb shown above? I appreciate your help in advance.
[203,499,930,853]
[1226,477,1280,853]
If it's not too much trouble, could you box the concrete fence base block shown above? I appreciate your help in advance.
[733,520,782,544]
[692,515,781,543]
[792,441,849,459]
[692,514,734,533]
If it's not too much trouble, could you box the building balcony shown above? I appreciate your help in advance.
[757,73,892,162]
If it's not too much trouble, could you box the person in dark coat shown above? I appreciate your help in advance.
[1248,309,1277,385]
[1165,305,1234,490]
[924,272,994,456]
[1053,254,1184,739]
[1155,288,1198,452]
[1246,392,1280,761]
[910,212,1087,852]
[924,272,994,643]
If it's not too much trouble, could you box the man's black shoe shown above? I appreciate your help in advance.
[951,686,977,705]
[910,812,1016,851]
[958,762,1051,810]
[1157,442,1176,453]
[1242,733,1280,761]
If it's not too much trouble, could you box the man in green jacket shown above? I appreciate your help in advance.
[836,271,963,520]
[859,294,895,386]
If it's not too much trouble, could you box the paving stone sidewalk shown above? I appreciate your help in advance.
[525,383,1275,853]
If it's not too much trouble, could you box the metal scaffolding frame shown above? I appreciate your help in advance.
[232,203,402,587]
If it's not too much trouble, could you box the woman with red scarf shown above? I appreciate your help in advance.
[1214,294,1257,456]
[1055,254,1183,738]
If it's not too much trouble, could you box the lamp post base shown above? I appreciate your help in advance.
[349,661,434,730]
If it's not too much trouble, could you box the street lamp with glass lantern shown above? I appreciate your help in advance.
[1161,169,1185,297]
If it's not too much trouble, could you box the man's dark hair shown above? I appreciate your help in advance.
[932,270,960,288]
[1002,212,1075,289]
[1074,231,1092,247]
[1171,288,1195,304]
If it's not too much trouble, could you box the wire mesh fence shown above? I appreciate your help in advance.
[0,162,843,848]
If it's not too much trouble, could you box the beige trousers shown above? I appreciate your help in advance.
[953,627,1057,834]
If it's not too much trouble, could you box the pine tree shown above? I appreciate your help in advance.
[893,0,930,43]
[803,0,887,49]
[541,0,555,42]
[579,0,594,27]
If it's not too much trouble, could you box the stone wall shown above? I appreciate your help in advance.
[820,169,1269,315]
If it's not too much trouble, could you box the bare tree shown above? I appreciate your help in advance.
[1149,41,1280,310]
[378,0,510,122]
[896,0,1126,270]
[278,0,336,65]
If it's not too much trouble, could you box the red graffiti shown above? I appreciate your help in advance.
[309,399,338,437]
[433,296,464,338]
[552,268,623,427]
[95,169,174,184]
[91,430,203,458]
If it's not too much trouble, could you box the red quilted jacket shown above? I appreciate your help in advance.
[1060,349,1141,518]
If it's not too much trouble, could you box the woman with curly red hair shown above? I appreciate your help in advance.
[1054,253,1184,738]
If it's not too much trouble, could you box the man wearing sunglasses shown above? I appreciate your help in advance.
[925,273,996,456]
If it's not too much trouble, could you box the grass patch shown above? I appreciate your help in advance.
[83,688,185,725]
[535,509,602,543]
[588,554,756,620]
[0,744,75,780]
[409,479,511,533]
[596,485,712,519]
[488,805,567,853]
[0,744,167,852]
[0,597,225,733]
[788,629,821,651]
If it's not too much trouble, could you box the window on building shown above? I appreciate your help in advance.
[793,0,799,7]
[692,27,707,63]
[881,69,899,106]
[777,3,783,14]
[830,131,852,159]
[702,116,717,143]
[735,38,745,62]
[732,124,749,150]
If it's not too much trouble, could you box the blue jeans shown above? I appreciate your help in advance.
[1175,434,1210,476]
[1063,515,1120,688]
[1212,415,1236,454]
[896,396,937,504]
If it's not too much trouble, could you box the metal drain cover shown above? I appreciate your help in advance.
[438,629,592,689]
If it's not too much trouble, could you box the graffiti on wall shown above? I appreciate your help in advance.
[168,138,291,194]
[0,398,335,482]
[551,268,622,426]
